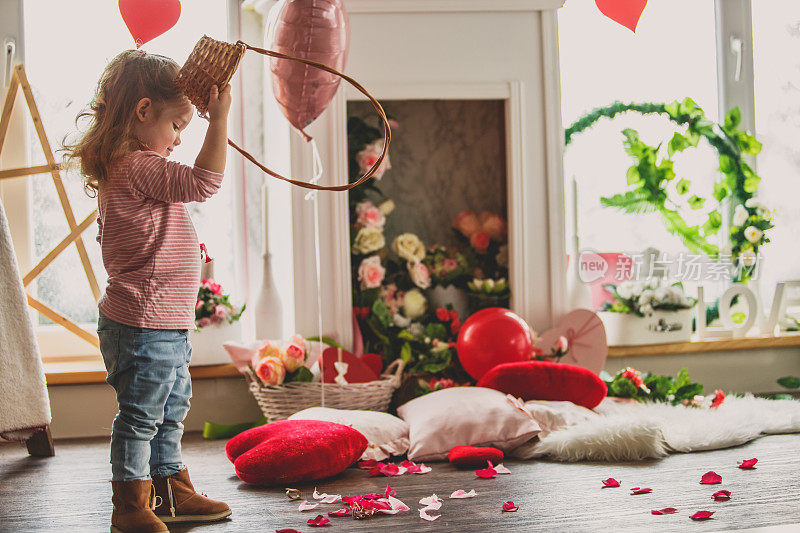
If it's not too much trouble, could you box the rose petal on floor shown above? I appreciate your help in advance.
[602,478,620,488]
[327,507,350,517]
[630,487,652,495]
[700,471,722,484]
[419,495,443,510]
[712,490,731,502]
[420,507,441,521]
[494,463,511,474]
[651,508,678,515]
[299,500,319,511]
[358,459,378,469]
[690,511,715,521]
[307,514,331,526]
[320,494,341,504]
[502,501,519,512]
[738,458,758,469]
[476,460,498,478]
[450,489,477,499]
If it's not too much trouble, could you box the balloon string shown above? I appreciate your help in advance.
[302,138,325,407]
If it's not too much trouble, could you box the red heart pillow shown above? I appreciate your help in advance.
[477,360,607,409]
[361,352,384,377]
[321,347,380,383]
[226,420,368,485]
[448,445,504,468]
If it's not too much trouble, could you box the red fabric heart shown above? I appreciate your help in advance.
[477,360,607,409]
[448,445,504,468]
[361,353,384,377]
[225,420,367,486]
[595,0,648,33]
[321,347,380,383]
[118,0,181,48]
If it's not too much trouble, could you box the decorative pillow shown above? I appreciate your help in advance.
[225,420,367,485]
[396,387,541,462]
[321,347,379,383]
[477,360,607,409]
[448,445,504,468]
[288,407,409,461]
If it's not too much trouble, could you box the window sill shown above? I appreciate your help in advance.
[43,333,800,384]
[44,358,242,386]
[607,332,800,357]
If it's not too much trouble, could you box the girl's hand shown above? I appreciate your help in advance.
[207,84,232,122]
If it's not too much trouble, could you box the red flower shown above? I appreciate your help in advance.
[621,367,644,388]
[436,308,450,321]
[451,318,461,335]
[710,389,726,409]
[470,231,491,253]
[449,309,459,321]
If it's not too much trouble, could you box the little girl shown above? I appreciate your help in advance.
[66,50,232,533]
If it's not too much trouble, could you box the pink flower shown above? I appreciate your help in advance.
[355,139,391,180]
[479,212,507,242]
[355,201,386,230]
[711,389,726,409]
[622,367,644,388]
[453,211,480,238]
[407,261,431,289]
[555,335,569,353]
[470,231,491,253]
[252,356,285,385]
[202,278,222,295]
[442,258,459,272]
[282,335,306,373]
[197,317,212,328]
[195,299,203,311]
[358,256,386,289]
[214,305,229,319]
[388,118,400,131]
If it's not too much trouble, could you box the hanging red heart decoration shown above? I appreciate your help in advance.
[118,0,182,48]
[594,0,648,33]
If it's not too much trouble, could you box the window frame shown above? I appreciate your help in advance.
[0,0,250,359]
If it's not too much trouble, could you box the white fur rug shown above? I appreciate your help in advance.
[511,395,800,462]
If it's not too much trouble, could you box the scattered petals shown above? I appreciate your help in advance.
[712,490,731,502]
[630,487,652,495]
[401,460,432,474]
[700,471,722,484]
[502,501,519,512]
[276,529,302,533]
[299,500,319,511]
[494,463,511,474]
[419,508,440,521]
[328,507,350,517]
[738,458,758,469]
[361,493,382,500]
[690,511,715,521]
[313,488,324,500]
[651,508,678,515]
[476,461,498,478]
[320,495,341,504]
[386,495,410,512]
[602,478,620,488]
[358,459,378,469]
[419,495,442,510]
[450,489,477,499]
[385,485,397,498]
[377,463,405,476]
[307,514,331,527]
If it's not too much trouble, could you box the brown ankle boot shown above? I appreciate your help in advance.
[151,468,231,523]
[110,479,169,533]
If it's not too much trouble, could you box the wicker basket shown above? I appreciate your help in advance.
[245,359,405,422]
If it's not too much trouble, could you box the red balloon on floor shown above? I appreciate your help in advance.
[456,307,534,380]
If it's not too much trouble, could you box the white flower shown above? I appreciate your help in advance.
[407,323,424,337]
[392,313,411,328]
[352,227,385,255]
[640,303,654,316]
[638,289,656,306]
[744,226,763,243]
[378,199,395,216]
[739,249,757,267]
[745,198,764,209]
[392,233,426,262]
[733,204,749,227]
[616,281,635,300]
[403,289,427,320]
[407,261,432,289]
[654,286,670,303]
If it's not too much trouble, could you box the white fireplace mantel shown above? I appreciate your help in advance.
[281,0,567,348]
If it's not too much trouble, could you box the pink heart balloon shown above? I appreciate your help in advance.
[269,0,350,141]
[595,0,648,33]
[536,309,607,375]
[118,0,181,48]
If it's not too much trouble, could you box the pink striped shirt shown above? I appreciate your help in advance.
[96,150,224,330]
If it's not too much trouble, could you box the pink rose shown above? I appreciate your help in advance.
[214,305,229,319]
[358,256,386,289]
[355,139,391,180]
[355,201,386,230]
[470,231,490,253]
[281,334,306,373]
[555,335,569,353]
[195,299,203,311]
[407,261,431,289]
[442,258,459,272]
[479,212,507,242]
[253,356,285,385]
[197,317,212,328]
[202,278,222,295]
[453,211,480,238]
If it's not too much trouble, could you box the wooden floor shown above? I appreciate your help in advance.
[2,433,800,532]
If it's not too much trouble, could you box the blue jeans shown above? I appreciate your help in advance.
[97,311,193,481]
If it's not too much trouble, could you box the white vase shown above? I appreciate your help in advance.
[427,285,469,318]
[254,252,283,340]
[189,319,243,366]
[599,309,692,346]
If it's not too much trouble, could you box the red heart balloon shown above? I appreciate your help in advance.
[119,0,181,48]
[595,0,648,33]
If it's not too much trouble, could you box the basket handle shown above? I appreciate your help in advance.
[225,41,391,192]
[380,358,405,380]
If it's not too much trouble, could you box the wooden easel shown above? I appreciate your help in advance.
[0,64,105,457]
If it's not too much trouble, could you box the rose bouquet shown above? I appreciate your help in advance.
[195,278,246,330]
[422,245,470,289]
[600,280,696,317]
[726,198,774,282]
[249,334,312,386]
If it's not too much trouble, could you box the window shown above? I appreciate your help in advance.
[11,0,237,356]
[752,2,800,303]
